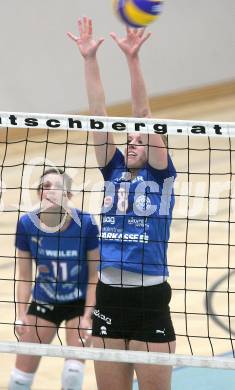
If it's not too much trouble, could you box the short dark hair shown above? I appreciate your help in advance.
[37,168,72,193]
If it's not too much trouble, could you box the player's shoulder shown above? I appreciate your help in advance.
[82,211,98,229]
[101,148,125,171]
[75,208,97,229]
[110,148,124,166]
[18,212,34,226]
[80,211,95,223]
[18,209,40,230]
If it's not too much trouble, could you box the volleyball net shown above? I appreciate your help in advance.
[0,111,235,369]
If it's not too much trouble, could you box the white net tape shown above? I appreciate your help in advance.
[0,111,235,137]
[0,342,234,369]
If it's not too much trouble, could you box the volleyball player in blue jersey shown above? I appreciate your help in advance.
[68,17,176,390]
[9,168,99,390]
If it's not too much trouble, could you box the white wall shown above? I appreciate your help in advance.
[0,0,234,113]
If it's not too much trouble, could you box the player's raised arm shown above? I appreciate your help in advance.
[68,17,116,167]
[111,27,167,170]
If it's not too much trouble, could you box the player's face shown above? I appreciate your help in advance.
[125,134,147,169]
[38,173,68,210]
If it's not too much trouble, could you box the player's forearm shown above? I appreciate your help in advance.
[127,55,151,118]
[17,281,32,318]
[84,57,107,116]
[83,278,97,319]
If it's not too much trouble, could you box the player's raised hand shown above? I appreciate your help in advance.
[110,27,151,58]
[67,16,104,59]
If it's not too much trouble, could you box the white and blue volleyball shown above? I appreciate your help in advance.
[113,0,163,28]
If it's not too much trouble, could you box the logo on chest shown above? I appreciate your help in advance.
[31,236,43,246]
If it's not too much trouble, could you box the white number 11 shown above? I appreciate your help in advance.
[51,261,68,281]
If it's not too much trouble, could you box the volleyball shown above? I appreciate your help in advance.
[113,0,163,28]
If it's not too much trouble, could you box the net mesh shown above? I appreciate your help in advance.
[0,111,235,369]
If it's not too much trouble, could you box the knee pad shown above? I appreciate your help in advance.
[61,360,84,390]
[8,368,34,390]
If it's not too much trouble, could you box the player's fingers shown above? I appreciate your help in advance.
[110,32,119,43]
[138,27,145,37]
[141,32,151,43]
[96,38,105,48]
[83,16,88,33]
[77,18,83,36]
[67,32,79,42]
[88,18,93,35]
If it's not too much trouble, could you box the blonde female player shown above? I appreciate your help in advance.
[68,17,176,390]
[8,168,99,390]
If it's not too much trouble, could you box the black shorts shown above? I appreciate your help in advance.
[27,299,85,327]
[92,280,175,343]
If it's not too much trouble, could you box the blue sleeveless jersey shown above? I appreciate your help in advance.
[15,209,99,303]
[100,149,176,276]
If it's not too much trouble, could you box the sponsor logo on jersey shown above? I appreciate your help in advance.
[38,249,78,258]
[127,217,149,229]
[134,195,152,212]
[131,176,144,184]
[100,232,149,243]
[114,174,144,184]
[31,236,43,246]
[103,216,115,225]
